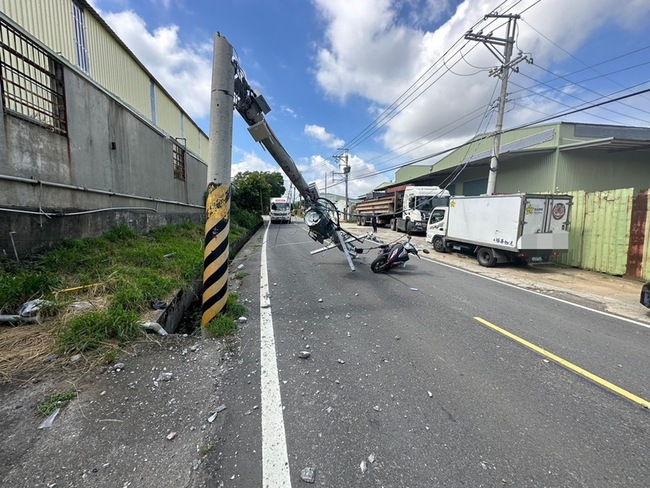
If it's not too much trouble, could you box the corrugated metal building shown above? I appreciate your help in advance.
[391,122,650,196]
[0,0,209,161]
[0,1,211,255]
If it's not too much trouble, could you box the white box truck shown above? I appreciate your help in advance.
[426,193,572,267]
[269,197,292,224]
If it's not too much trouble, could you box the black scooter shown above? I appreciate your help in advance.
[370,236,429,273]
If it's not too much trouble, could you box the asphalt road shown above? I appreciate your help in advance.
[213,220,650,487]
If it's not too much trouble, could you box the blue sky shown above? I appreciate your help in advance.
[89,0,650,199]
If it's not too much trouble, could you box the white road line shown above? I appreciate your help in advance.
[260,223,292,486]
[423,256,650,329]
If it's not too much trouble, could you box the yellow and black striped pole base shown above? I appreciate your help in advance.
[202,182,230,326]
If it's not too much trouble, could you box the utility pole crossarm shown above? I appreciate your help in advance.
[464,13,531,195]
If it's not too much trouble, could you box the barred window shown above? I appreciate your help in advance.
[173,140,186,181]
[0,18,67,134]
[72,1,90,73]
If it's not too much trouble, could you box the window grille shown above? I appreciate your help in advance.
[173,140,186,181]
[0,19,67,134]
[72,2,90,73]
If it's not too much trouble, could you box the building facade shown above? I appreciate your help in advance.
[390,122,650,196]
[0,1,210,257]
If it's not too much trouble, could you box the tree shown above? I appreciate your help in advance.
[232,171,286,213]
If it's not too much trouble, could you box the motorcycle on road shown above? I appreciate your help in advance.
[370,235,429,273]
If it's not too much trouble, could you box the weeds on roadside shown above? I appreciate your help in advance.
[1,211,258,374]
[57,307,142,354]
[204,293,247,338]
[37,389,78,416]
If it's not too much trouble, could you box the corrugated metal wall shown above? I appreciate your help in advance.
[581,188,632,275]
[84,12,151,118]
[1,1,208,163]
[557,188,634,276]
[0,0,75,59]
[496,153,557,194]
[155,85,182,140]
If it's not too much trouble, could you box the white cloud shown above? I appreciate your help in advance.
[304,124,345,149]
[312,0,650,168]
[99,9,212,120]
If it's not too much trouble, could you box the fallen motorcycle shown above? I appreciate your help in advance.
[370,236,429,273]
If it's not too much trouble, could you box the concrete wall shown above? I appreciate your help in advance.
[0,64,207,258]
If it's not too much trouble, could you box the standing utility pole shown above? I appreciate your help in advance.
[203,33,235,327]
[465,13,531,195]
[332,149,350,220]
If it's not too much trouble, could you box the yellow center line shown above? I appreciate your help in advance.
[474,316,650,410]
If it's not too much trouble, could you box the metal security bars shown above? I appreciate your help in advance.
[0,18,67,135]
[173,140,186,180]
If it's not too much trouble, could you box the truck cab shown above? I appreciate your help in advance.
[270,197,292,224]
[425,206,449,252]
[395,186,450,233]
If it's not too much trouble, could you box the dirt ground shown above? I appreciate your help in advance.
[1,223,649,487]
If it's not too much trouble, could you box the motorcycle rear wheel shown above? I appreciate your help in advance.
[371,255,389,273]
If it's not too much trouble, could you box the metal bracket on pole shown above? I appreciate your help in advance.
[464,13,532,195]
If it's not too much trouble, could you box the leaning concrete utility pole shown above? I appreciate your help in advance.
[202,33,235,327]
[465,13,531,195]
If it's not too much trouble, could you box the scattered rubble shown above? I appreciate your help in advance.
[300,467,316,483]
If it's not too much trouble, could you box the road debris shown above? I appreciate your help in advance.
[298,351,311,359]
[208,405,227,423]
[300,467,316,483]
[38,408,60,429]
[166,431,176,440]
[157,372,173,382]
[360,460,368,473]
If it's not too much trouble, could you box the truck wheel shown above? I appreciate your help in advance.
[371,255,389,273]
[357,217,362,226]
[477,247,497,267]
[406,220,414,234]
[433,236,446,253]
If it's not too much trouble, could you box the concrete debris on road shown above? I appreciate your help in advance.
[157,372,173,382]
[207,404,227,423]
[300,467,316,483]
[360,460,368,473]
[298,351,311,359]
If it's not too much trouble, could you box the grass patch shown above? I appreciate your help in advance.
[37,389,78,416]
[1,211,260,379]
[204,293,247,338]
[57,307,142,355]
[199,442,215,455]
[234,271,248,280]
